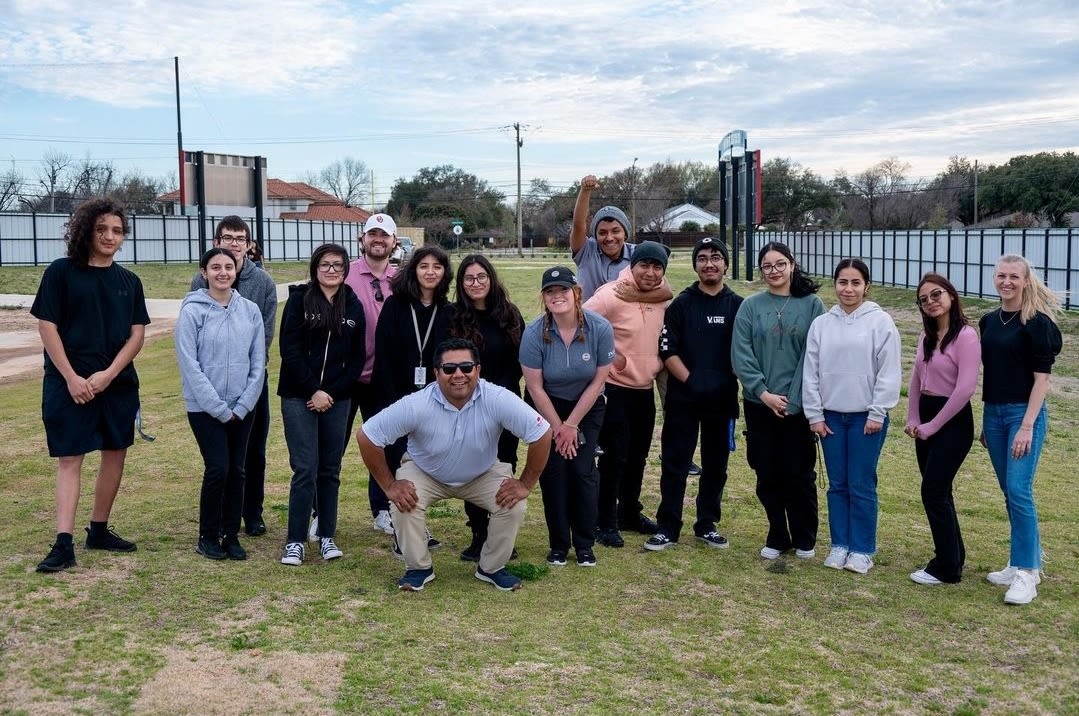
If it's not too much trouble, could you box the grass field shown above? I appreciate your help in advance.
[1,255,1076,715]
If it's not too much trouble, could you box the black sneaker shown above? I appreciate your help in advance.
[546,550,568,566]
[459,535,484,562]
[696,531,729,549]
[623,514,660,535]
[576,548,597,567]
[36,542,76,573]
[85,526,137,552]
[196,536,227,560]
[244,519,266,537]
[595,528,624,548]
[644,533,676,551]
[688,462,702,476]
[222,535,248,560]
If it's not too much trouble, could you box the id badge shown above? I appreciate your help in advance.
[414,366,426,388]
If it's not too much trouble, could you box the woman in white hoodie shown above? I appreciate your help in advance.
[177,248,266,561]
[803,258,901,575]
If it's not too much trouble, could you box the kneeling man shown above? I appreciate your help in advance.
[358,337,551,591]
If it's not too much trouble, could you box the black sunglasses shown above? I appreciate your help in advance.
[371,278,384,302]
[438,361,478,375]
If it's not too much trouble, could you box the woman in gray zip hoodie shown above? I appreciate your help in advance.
[177,248,267,561]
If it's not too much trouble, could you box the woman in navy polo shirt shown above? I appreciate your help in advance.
[520,266,615,568]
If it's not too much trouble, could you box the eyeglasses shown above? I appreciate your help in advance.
[760,260,790,274]
[317,262,345,273]
[463,274,489,286]
[438,361,478,375]
[217,234,249,246]
[370,277,384,302]
[916,288,946,307]
[695,255,725,265]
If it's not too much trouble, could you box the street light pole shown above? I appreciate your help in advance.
[630,157,638,235]
[515,122,524,257]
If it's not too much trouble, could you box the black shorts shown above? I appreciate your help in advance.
[42,375,139,457]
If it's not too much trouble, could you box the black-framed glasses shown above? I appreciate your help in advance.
[318,262,345,273]
[463,273,489,286]
[760,260,789,274]
[217,234,250,246]
[438,361,478,375]
[916,288,945,307]
[371,278,384,302]
[695,255,725,265]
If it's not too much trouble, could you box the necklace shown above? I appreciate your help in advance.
[999,308,1018,326]
[771,293,792,323]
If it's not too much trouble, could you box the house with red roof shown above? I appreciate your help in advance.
[157,179,371,223]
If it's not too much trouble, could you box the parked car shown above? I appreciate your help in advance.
[391,237,415,265]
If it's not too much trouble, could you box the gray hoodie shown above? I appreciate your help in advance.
[176,289,267,422]
[802,300,901,424]
[191,258,277,351]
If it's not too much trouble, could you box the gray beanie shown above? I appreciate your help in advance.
[630,240,669,270]
[692,236,730,266]
[589,205,632,239]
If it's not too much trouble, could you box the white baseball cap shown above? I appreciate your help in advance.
[363,213,397,236]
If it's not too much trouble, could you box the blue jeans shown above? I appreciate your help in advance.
[982,402,1046,569]
[820,410,888,555]
[281,397,350,545]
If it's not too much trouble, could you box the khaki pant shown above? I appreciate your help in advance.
[392,455,526,573]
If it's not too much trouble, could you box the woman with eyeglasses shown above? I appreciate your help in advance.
[371,245,455,551]
[732,242,824,561]
[802,258,901,575]
[979,254,1062,605]
[904,273,980,586]
[450,255,526,562]
[278,244,365,567]
[177,248,266,561]
[520,266,615,567]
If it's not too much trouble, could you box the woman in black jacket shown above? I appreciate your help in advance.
[450,254,525,561]
[278,244,365,566]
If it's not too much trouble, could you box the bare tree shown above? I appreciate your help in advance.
[313,157,370,206]
[37,150,74,213]
[0,162,22,211]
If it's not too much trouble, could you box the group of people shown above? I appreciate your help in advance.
[30,193,1063,604]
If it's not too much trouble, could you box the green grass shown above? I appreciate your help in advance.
[1,256,1076,714]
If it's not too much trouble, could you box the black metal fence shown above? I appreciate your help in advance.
[0,212,365,266]
[752,228,1076,310]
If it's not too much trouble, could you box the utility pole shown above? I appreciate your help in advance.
[515,122,524,257]
[630,157,639,234]
[175,56,185,214]
[973,159,979,226]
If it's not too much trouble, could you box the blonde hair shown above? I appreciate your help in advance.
[996,254,1063,324]
[540,285,586,343]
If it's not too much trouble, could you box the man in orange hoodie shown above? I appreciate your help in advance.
[584,241,672,547]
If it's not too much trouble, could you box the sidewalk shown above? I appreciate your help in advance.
[0,284,292,382]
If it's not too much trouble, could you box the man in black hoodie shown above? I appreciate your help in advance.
[645,237,743,551]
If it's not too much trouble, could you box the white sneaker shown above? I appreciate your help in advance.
[910,568,943,585]
[987,565,1042,587]
[1004,569,1038,605]
[320,537,343,561]
[281,542,304,566]
[760,546,782,560]
[795,548,815,560]
[308,517,319,542]
[824,547,849,570]
[373,510,394,535]
[844,552,874,574]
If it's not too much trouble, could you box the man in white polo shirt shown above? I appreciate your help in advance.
[358,337,552,592]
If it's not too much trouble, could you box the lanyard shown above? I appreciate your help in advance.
[410,304,437,367]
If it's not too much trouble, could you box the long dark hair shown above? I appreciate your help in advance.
[303,243,351,334]
[451,254,522,351]
[758,241,820,297]
[917,272,968,359]
[391,245,452,305]
[65,198,128,268]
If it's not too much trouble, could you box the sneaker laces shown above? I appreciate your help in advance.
[284,543,303,559]
[320,537,339,555]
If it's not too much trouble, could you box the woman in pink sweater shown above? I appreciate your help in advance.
[905,273,981,585]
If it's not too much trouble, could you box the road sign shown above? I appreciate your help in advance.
[452,225,463,236]
[450,219,464,226]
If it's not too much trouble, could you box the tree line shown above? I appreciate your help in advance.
[4,149,1076,239]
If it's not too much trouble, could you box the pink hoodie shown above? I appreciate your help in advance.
[583,266,672,389]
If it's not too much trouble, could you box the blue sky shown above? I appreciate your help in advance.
[1,0,1077,206]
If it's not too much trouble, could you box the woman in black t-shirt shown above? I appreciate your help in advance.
[979,254,1062,606]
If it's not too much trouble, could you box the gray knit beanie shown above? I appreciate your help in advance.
[589,206,632,239]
